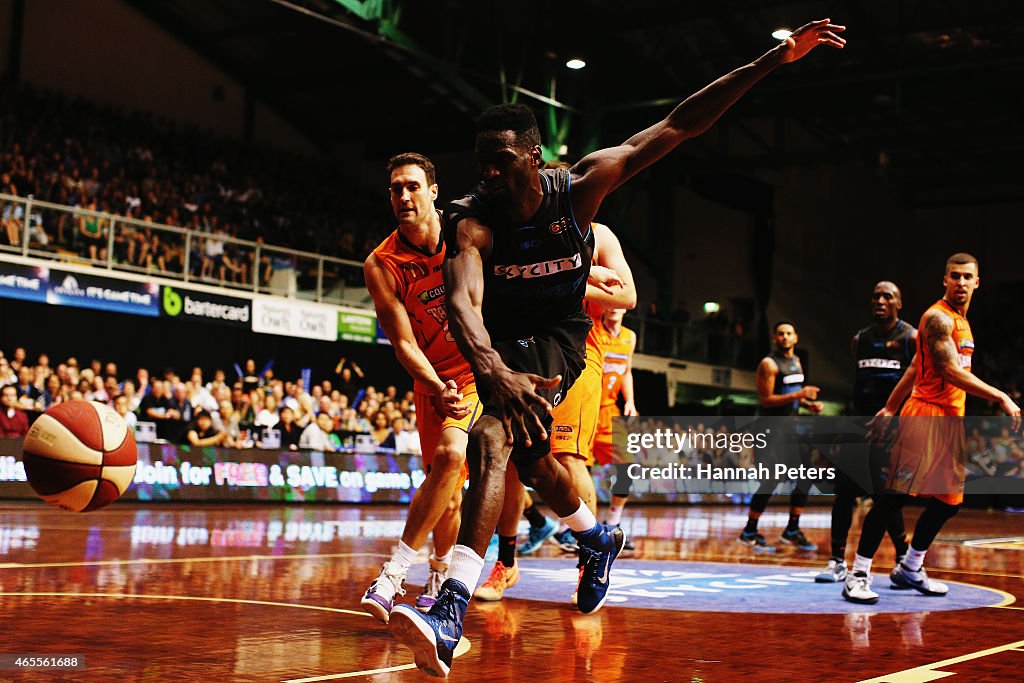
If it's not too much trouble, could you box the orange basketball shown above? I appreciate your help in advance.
[22,400,137,512]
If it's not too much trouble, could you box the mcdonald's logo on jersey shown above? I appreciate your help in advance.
[399,261,430,282]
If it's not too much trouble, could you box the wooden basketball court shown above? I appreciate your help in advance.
[0,501,1021,681]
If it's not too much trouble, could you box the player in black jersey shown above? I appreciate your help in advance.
[739,321,823,552]
[388,20,846,677]
[815,282,914,582]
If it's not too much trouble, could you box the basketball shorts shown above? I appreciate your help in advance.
[413,370,480,488]
[888,397,966,506]
[480,318,590,464]
[550,355,602,464]
[591,404,621,467]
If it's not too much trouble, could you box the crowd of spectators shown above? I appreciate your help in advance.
[0,81,388,286]
[0,346,421,455]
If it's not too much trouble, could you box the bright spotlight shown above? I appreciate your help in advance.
[772,29,792,41]
[565,58,586,70]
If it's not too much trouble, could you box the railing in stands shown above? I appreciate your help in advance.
[0,193,370,308]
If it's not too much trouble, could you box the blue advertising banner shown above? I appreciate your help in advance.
[46,269,159,317]
[0,262,47,303]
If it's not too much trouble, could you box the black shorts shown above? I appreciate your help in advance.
[479,317,590,463]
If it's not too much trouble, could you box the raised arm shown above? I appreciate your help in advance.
[570,19,845,224]
[586,223,637,311]
[921,309,1020,428]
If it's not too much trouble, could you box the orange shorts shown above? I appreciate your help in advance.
[592,404,620,466]
[413,372,479,487]
[888,397,966,506]
[550,358,602,464]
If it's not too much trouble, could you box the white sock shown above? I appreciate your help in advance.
[607,503,625,526]
[392,540,418,571]
[904,547,927,572]
[560,498,598,533]
[431,548,454,566]
[852,554,872,575]
[447,545,485,592]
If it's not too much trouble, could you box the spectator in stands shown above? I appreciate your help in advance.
[14,366,42,410]
[9,347,26,374]
[0,385,28,437]
[114,394,137,430]
[168,382,194,422]
[218,399,253,449]
[139,380,180,420]
[186,410,226,448]
[123,380,140,412]
[255,395,280,429]
[0,356,14,386]
[299,412,340,452]
[391,416,419,454]
[41,375,64,408]
[278,406,301,451]
[103,362,118,381]
[335,358,364,399]
[240,358,263,392]
[369,410,392,446]
[135,368,150,397]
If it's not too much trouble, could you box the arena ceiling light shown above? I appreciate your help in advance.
[703,301,721,314]
[772,29,793,40]
[565,58,586,70]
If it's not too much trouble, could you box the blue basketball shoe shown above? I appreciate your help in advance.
[390,578,470,678]
[518,517,558,555]
[572,524,625,614]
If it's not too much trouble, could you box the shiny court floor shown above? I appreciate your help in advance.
[0,501,1021,682]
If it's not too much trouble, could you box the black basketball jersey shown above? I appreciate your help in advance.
[761,351,805,417]
[443,168,595,342]
[853,319,916,414]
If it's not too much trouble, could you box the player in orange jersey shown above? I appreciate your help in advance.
[843,253,1021,604]
[361,153,482,622]
[592,307,638,549]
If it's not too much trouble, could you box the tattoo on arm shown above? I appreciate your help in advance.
[923,311,959,371]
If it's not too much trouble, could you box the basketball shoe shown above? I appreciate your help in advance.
[473,561,519,601]
[361,560,407,623]
[391,578,470,678]
[574,523,625,614]
[890,563,948,596]
[416,556,448,612]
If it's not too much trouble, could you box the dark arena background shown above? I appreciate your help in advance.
[0,1,1023,681]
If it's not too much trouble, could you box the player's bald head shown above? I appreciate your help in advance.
[874,281,901,302]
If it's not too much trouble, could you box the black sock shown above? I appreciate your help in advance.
[744,517,759,533]
[498,535,516,567]
[523,504,546,529]
[786,514,800,533]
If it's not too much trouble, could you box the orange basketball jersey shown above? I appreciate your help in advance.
[909,299,974,416]
[372,229,470,392]
[599,326,636,410]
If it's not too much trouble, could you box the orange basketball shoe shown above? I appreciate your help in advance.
[473,561,520,601]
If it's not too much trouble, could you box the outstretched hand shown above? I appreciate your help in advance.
[779,19,846,63]
[486,368,562,447]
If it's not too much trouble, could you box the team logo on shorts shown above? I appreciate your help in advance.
[555,425,574,433]
[552,392,563,407]
[517,337,535,348]
[549,217,571,234]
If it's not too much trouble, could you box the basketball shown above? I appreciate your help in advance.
[21,400,137,512]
